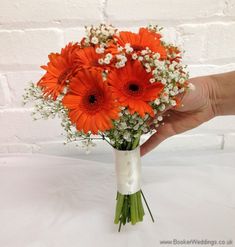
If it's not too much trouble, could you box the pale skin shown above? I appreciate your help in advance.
[140,71,235,156]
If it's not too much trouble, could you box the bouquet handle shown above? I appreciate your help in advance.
[113,146,154,231]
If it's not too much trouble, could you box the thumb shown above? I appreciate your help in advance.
[140,122,175,156]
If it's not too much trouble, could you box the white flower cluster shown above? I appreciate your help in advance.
[98,52,113,65]
[106,108,151,149]
[80,139,97,154]
[83,24,118,46]
[115,54,128,68]
[23,83,94,149]
[23,83,63,120]
[124,43,134,54]
[147,24,163,34]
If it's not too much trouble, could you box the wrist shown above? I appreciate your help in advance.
[210,71,235,116]
[206,74,221,117]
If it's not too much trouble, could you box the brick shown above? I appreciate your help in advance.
[0,145,8,153]
[106,0,225,23]
[188,64,235,77]
[185,116,235,134]
[63,28,86,44]
[0,0,102,26]
[35,140,112,156]
[188,65,219,77]
[141,134,223,152]
[0,143,39,153]
[0,109,64,143]
[204,23,235,62]
[223,0,235,16]
[224,133,235,150]
[6,71,43,107]
[0,74,11,107]
[179,24,206,64]
[0,29,64,68]
[179,23,235,64]
[160,27,183,47]
[0,133,223,155]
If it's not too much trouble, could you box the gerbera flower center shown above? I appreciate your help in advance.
[128,83,139,91]
[58,68,72,85]
[124,81,143,98]
[82,90,105,114]
[89,94,97,104]
[132,44,144,51]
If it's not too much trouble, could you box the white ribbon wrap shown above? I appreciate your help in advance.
[114,146,141,195]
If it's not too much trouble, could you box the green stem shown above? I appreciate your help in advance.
[114,193,124,224]
[140,190,155,223]
[137,191,144,221]
[130,194,136,225]
[132,130,142,149]
[114,190,148,231]
[118,220,122,232]
[126,141,132,150]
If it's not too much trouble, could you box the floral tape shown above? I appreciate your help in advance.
[114,146,141,195]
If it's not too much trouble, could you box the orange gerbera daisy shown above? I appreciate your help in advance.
[115,28,167,59]
[75,46,105,71]
[107,60,164,117]
[38,42,80,100]
[62,69,120,134]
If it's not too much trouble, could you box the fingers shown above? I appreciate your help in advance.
[147,106,172,126]
[173,91,187,111]
[140,92,187,156]
[147,91,185,125]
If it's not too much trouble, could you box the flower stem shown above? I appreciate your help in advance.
[114,190,150,231]
[140,190,155,223]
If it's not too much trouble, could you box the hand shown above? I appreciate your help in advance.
[140,75,217,156]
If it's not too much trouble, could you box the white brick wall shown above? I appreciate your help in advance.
[0,29,64,69]
[0,0,235,155]
[0,0,102,27]
[106,0,226,23]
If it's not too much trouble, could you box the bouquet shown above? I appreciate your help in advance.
[23,24,192,231]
